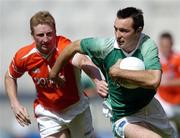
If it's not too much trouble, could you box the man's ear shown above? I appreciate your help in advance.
[136,27,143,33]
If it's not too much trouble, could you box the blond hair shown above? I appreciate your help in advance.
[30,11,56,35]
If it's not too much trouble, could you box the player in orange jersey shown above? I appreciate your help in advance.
[4,11,108,138]
[157,32,180,136]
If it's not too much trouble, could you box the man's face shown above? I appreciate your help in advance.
[159,37,172,57]
[32,24,56,55]
[114,17,141,51]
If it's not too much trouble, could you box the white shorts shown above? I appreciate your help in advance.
[112,98,177,138]
[35,96,94,138]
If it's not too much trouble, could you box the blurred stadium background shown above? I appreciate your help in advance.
[0,0,180,137]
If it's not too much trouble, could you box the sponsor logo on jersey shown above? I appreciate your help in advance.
[33,77,58,89]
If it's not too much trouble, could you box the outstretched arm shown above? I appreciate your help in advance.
[49,40,108,97]
[49,40,82,79]
[72,54,108,97]
[4,71,31,126]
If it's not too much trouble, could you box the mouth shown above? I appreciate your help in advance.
[117,40,125,46]
[41,44,50,52]
[41,43,49,48]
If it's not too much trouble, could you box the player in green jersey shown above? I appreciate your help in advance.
[49,7,176,138]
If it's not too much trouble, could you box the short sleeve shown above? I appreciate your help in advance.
[8,52,26,79]
[80,37,114,73]
[80,37,114,60]
[141,38,161,70]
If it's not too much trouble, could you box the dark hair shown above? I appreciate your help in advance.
[160,32,173,45]
[117,7,144,31]
[30,11,56,35]
[160,32,172,39]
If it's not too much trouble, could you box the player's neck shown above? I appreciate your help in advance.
[38,45,56,60]
[123,40,139,53]
[125,35,142,53]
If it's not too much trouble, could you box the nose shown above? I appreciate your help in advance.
[115,30,122,39]
[42,35,49,43]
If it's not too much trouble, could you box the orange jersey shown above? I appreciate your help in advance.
[158,52,180,104]
[9,36,81,111]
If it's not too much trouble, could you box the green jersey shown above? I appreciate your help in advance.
[80,34,161,122]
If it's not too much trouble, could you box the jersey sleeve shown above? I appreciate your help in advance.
[8,51,26,79]
[141,37,161,70]
[80,37,114,65]
[80,37,114,77]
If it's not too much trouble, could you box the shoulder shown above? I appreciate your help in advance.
[14,43,36,60]
[57,35,71,42]
[56,35,71,46]
[140,34,156,48]
[81,37,114,48]
[139,34,158,55]
[171,52,180,63]
[55,35,72,54]
[172,52,180,58]
[80,37,115,58]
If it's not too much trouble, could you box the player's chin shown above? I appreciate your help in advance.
[41,48,51,54]
[118,43,125,48]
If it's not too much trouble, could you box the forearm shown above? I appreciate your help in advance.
[74,53,103,82]
[109,67,161,89]
[4,72,19,106]
[72,53,108,97]
[50,40,82,79]
[5,72,31,126]
[82,64,108,97]
[81,63,102,82]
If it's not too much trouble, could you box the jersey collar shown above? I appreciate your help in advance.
[36,46,56,60]
[113,33,145,57]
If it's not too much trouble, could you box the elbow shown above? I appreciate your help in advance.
[109,67,119,79]
[151,80,160,89]
[147,76,161,89]
[143,80,159,89]
[152,71,162,89]
[144,70,161,89]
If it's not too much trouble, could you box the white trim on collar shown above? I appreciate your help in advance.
[114,39,120,49]
[36,46,56,60]
[113,33,145,57]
